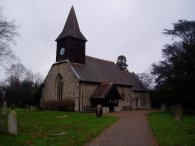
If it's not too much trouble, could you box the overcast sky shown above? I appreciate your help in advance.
[0,0,195,80]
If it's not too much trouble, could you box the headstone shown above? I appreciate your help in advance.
[1,101,7,116]
[161,103,166,112]
[171,105,175,116]
[8,110,17,135]
[30,106,35,110]
[174,104,183,122]
[102,107,109,114]
[96,104,103,117]
[0,97,2,109]
[0,121,5,133]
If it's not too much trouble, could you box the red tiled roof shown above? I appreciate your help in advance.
[70,56,147,91]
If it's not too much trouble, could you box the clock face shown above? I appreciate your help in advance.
[60,48,65,55]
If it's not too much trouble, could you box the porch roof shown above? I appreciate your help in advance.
[91,82,121,99]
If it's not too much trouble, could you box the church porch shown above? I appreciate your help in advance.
[90,82,122,112]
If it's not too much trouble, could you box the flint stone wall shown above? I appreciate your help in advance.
[41,62,79,111]
[132,92,151,109]
[79,82,98,112]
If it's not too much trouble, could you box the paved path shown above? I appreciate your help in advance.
[85,110,158,146]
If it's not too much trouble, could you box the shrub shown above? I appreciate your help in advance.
[40,98,75,111]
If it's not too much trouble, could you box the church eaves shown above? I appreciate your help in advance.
[56,6,87,41]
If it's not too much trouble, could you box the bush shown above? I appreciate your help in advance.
[40,98,75,111]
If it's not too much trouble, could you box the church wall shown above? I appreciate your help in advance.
[41,62,80,111]
[80,82,99,112]
[116,86,132,111]
[131,92,151,109]
[41,63,151,111]
[41,66,58,101]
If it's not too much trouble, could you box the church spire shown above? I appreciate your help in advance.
[56,6,87,41]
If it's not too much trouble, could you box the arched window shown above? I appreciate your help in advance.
[56,74,63,100]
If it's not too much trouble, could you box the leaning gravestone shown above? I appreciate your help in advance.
[174,104,183,122]
[160,103,166,112]
[96,104,103,117]
[8,109,17,135]
[1,101,7,116]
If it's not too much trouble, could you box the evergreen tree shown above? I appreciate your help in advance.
[116,55,128,71]
[152,20,195,99]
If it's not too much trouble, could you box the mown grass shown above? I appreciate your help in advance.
[148,112,195,146]
[0,108,118,146]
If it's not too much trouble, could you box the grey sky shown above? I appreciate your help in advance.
[0,0,195,80]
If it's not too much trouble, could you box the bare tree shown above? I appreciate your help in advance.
[33,72,44,86]
[137,73,154,90]
[0,6,19,128]
[6,63,26,82]
[0,8,19,67]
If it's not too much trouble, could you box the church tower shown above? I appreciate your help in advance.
[55,6,87,64]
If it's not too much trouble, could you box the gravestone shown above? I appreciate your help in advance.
[102,107,109,114]
[171,105,175,116]
[96,104,103,117]
[30,106,35,110]
[160,103,166,112]
[0,121,5,133]
[0,97,2,109]
[8,110,17,135]
[174,104,183,122]
[1,101,7,116]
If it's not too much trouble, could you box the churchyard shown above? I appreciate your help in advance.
[0,108,117,146]
[149,112,195,146]
[1,106,195,146]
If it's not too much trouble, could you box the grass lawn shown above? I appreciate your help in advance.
[0,108,118,146]
[148,112,195,146]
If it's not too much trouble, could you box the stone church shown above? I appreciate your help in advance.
[41,7,151,112]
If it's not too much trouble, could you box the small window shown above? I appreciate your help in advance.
[56,74,63,100]
[121,90,125,101]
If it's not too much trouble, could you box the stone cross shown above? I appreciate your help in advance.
[160,103,166,112]
[8,110,17,135]
[174,104,183,122]
[1,101,7,116]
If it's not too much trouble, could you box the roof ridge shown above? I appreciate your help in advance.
[132,72,148,91]
[86,55,114,63]
[101,81,113,84]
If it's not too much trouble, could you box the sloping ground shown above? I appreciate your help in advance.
[85,110,158,146]
[0,109,117,146]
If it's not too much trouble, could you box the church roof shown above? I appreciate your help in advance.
[91,82,114,99]
[56,6,87,41]
[91,82,121,99]
[70,56,147,91]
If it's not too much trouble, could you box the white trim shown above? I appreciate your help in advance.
[67,60,80,80]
